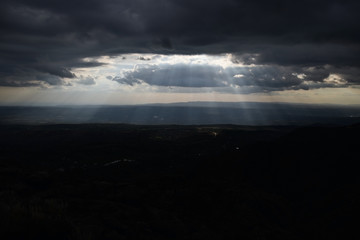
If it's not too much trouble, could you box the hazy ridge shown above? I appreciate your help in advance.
[1,102,360,125]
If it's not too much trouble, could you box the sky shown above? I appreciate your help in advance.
[0,0,360,105]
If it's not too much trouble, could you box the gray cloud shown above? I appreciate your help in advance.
[114,64,227,87]
[138,56,151,61]
[113,63,355,93]
[77,76,96,85]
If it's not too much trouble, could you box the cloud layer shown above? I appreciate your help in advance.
[112,62,357,94]
[0,0,359,89]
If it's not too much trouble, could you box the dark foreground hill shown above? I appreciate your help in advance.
[0,123,359,239]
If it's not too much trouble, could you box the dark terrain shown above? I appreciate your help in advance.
[0,123,359,239]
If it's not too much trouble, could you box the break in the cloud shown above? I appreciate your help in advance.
[0,0,359,95]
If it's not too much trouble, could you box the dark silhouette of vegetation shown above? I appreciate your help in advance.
[0,123,359,239]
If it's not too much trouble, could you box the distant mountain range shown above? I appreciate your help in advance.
[1,102,360,125]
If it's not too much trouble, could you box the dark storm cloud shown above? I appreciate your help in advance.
[33,65,76,79]
[35,74,67,86]
[0,0,359,88]
[231,44,360,67]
